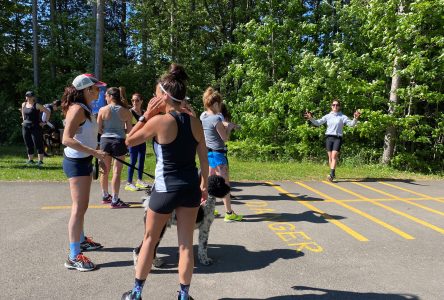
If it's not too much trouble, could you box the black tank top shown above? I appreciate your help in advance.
[152,111,199,192]
[23,103,40,126]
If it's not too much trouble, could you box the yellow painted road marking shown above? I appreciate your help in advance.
[298,182,414,240]
[266,182,369,242]
[327,181,444,234]
[353,182,444,217]
[378,182,444,204]
[41,204,143,210]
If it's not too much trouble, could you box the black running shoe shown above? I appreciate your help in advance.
[64,253,96,271]
[121,290,142,300]
[111,199,130,209]
[80,237,103,251]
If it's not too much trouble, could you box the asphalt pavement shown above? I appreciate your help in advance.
[1,179,443,300]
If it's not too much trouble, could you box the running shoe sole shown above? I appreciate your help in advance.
[64,262,96,272]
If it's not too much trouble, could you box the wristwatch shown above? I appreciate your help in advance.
[138,116,147,123]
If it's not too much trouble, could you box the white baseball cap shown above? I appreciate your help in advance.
[72,73,106,90]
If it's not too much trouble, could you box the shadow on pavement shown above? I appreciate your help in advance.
[241,211,345,223]
[219,286,419,299]
[98,247,134,253]
[151,244,304,274]
[231,194,324,202]
[338,178,424,186]
[98,260,134,269]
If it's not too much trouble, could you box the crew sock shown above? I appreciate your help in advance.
[69,242,81,260]
[179,283,190,299]
[131,278,145,299]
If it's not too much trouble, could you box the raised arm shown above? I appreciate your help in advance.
[305,111,328,127]
[344,110,361,127]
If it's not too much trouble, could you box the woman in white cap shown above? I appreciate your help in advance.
[61,73,108,271]
[21,91,50,166]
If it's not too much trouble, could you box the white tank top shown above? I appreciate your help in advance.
[64,104,98,158]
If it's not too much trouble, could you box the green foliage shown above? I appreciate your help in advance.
[1,0,443,174]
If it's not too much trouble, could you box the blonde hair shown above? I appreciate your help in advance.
[203,87,222,109]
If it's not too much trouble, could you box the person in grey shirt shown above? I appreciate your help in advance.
[304,99,361,181]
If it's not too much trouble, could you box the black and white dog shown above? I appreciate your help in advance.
[133,175,230,266]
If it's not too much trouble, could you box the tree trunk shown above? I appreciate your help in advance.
[94,0,105,79]
[49,0,56,80]
[382,58,400,164]
[382,3,404,164]
[141,12,148,67]
[91,0,97,69]
[32,0,40,87]
[169,0,177,61]
[120,0,127,58]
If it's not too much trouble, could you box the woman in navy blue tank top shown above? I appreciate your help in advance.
[122,64,208,300]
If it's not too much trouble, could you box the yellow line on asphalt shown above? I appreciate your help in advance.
[378,182,444,204]
[353,182,444,217]
[299,182,414,240]
[266,182,369,242]
[41,204,143,210]
[329,182,444,234]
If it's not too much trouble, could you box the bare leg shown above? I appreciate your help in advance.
[175,206,199,285]
[100,155,112,195]
[112,156,125,198]
[135,208,171,280]
[215,164,232,212]
[330,151,339,170]
[68,176,92,243]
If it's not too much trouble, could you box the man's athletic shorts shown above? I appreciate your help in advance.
[325,135,343,152]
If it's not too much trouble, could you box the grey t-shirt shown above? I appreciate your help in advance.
[200,112,225,150]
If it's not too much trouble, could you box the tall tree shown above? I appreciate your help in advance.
[94,0,104,79]
[382,2,405,164]
[32,0,40,87]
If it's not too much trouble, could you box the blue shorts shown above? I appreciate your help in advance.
[63,155,93,178]
[208,151,228,168]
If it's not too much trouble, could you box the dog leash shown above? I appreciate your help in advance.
[111,155,155,179]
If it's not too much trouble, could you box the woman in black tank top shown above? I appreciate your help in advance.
[21,91,50,165]
[121,64,208,300]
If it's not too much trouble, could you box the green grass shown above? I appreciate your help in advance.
[0,145,441,182]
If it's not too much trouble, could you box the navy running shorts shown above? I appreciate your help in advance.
[325,135,343,152]
[100,137,128,157]
[149,186,201,214]
[63,155,93,178]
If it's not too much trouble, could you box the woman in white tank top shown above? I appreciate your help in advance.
[61,74,108,272]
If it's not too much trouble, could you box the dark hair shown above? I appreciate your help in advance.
[332,99,341,106]
[53,100,62,107]
[106,87,129,108]
[220,102,231,122]
[159,63,189,101]
[61,86,91,120]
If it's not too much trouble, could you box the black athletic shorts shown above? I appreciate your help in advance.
[325,135,343,152]
[149,186,201,214]
[100,137,128,157]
